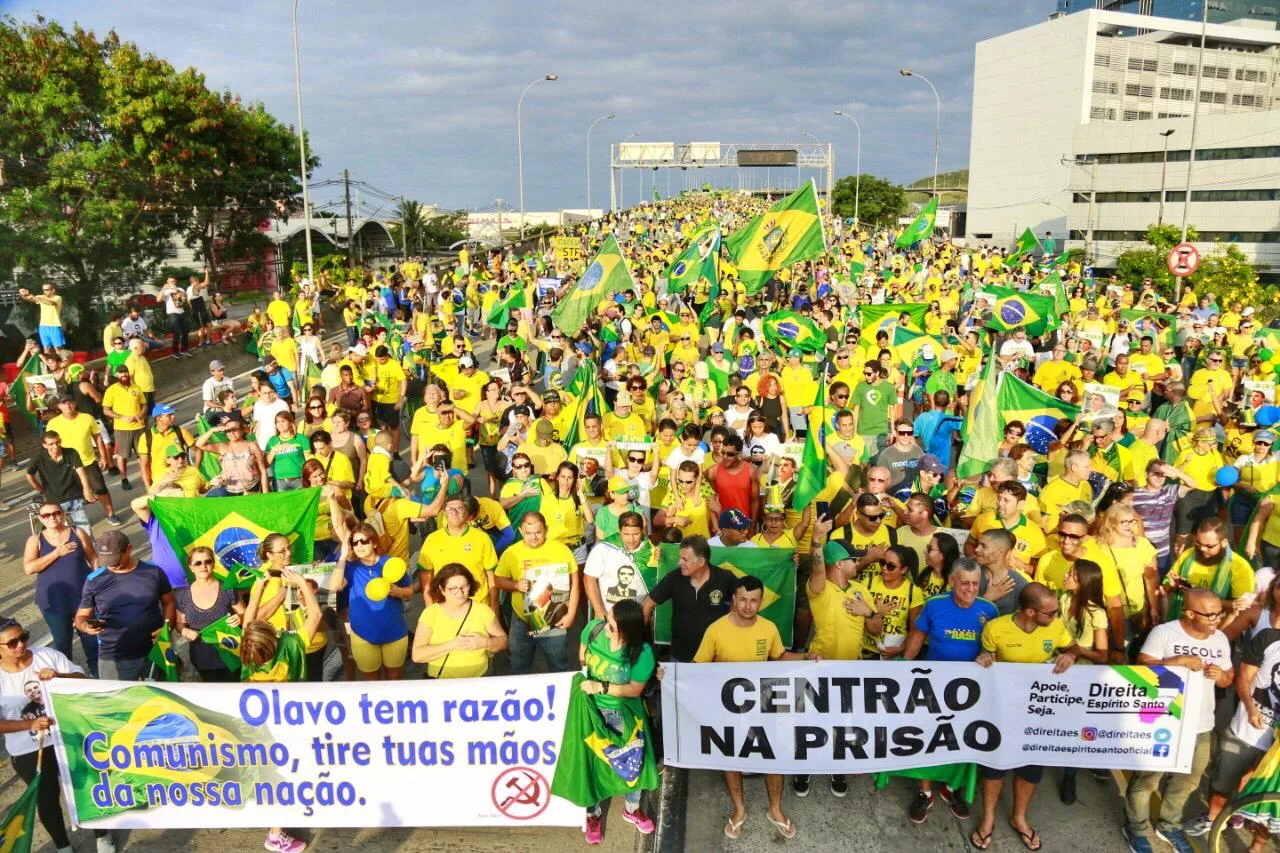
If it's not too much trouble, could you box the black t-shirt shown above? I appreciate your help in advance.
[78,560,172,660]
[648,565,736,662]
[27,448,84,504]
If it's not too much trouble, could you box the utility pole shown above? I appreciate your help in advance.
[1176,0,1209,303]
[343,168,354,267]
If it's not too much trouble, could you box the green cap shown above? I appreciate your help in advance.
[823,541,851,564]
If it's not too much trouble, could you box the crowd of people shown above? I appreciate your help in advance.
[2,190,1280,853]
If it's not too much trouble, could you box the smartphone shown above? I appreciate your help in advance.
[815,501,830,522]
[84,618,107,630]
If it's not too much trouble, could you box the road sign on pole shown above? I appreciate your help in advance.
[1168,242,1200,277]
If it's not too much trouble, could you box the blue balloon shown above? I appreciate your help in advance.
[1215,466,1241,488]
[1256,406,1280,428]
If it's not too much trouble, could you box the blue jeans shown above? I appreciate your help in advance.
[45,611,98,678]
[100,656,149,681]
[507,618,570,675]
[587,706,644,816]
[59,498,91,532]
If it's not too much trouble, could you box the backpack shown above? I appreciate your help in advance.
[363,496,397,555]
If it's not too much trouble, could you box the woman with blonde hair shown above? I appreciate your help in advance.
[654,460,718,540]
[1096,502,1159,659]
[246,532,328,681]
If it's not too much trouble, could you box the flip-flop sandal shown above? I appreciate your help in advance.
[970,828,994,850]
[724,815,745,839]
[1010,822,1042,851]
[767,815,797,839]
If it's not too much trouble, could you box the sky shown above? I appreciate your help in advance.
[9,0,1048,216]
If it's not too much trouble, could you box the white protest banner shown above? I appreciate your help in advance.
[661,660,1202,775]
[45,675,581,829]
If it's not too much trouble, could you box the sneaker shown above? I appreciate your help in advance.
[1183,814,1213,837]
[97,834,117,853]
[106,514,124,527]
[792,775,810,797]
[1122,826,1154,853]
[121,478,133,491]
[937,784,971,820]
[584,814,603,845]
[621,808,655,834]
[908,789,934,824]
[264,830,306,853]
[829,775,848,798]
[1153,827,1194,853]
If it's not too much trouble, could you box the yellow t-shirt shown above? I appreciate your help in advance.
[416,603,497,678]
[267,300,292,329]
[138,427,197,483]
[447,370,490,414]
[516,440,568,476]
[539,481,585,546]
[270,337,300,374]
[413,420,468,470]
[1168,548,1255,600]
[101,383,146,432]
[981,613,1073,663]
[808,578,872,661]
[364,497,423,563]
[1098,538,1157,617]
[971,512,1047,573]
[692,614,785,663]
[862,575,924,655]
[964,486,1043,525]
[125,353,154,394]
[307,451,355,489]
[417,525,495,604]
[249,575,327,653]
[496,539,577,623]
[1036,539,1122,602]
[372,359,407,405]
[1059,594,1108,652]
[1037,477,1092,532]
[45,413,100,465]
[38,294,62,327]
[1174,447,1226,491]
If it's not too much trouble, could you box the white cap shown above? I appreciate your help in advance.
[458,354,476,368]
[349,343,368,356]
[940,349,958,363]
[1243,306,1256,316]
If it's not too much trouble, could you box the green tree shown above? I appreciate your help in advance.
[830,174,906,226]
[395,199,429,255]
[419,212,467,250]
[1195,243,1268,318]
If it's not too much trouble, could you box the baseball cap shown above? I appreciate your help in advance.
[458,354,476,368]
[1257,429,1277,443]
[710,342,725,353]
[1244,306,1256,316]
[164,444,185,459]
[209,360,226,371]
[535,420,555,437]
[543,390,561,403]
[940,349,958,363]
[718,508,751,531]
[349,343,368,356]
[788,348,803,358]
[823,541,852,564]
[95,530,130,565]
[608,475,631,494]
[56,394,75,404]
[918,454,946,476]
[152,403,176,417]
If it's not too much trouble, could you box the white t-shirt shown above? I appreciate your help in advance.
[1230,627,1280,750]
[583,541,650,614]
[0,648,84,757]
[1139,620,1232,733]
[707,537,758,548]
[999,338,1035,362]
[162,284,185,315]
[665,446,706,473]
[121,316,148,338]
[252,397,291,450]
[202,376,236,407]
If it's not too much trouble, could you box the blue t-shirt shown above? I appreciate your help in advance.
[914,594,999,662]
[347,554,411,645]
[913,410,963,464]
[267,367,295,400]
[79,560,173,660]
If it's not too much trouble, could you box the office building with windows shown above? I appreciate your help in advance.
[1055,0,1279,28]
[966,8,1280,275]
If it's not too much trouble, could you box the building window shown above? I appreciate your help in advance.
[1122,109,1153,120]
[1093,80,1119,94]
[1200,66,1230,79]
[1160,87,1193,101]
[1235,68,1265,82]
[1199,90,1227,104]
[1157,112,1188,119]
[1094,53,1111,67]
[1172,62,1196,76]
[1233,94,1259,107]
[1250,5,1278,14]
[1125,83,1154,97]
[1075,229,1280,243]
[1089,106,1117,120]
[1127,57,1158,72]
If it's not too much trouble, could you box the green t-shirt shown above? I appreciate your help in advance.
[924,370,958,398]
[852,380,895,437]
[265,434,310,480]
[241,631,307,682]
[582,618,655,713]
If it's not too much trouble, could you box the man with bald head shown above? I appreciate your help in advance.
[1122,587,1233,853]
[972,582,1078,851]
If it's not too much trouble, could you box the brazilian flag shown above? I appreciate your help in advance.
[664,225,720,296]
[486,284,528,329]
[551,234,636,335]
[47,684,278,822]
[654,544,795,646]
[198,615,243,672]
[981,285,1058,336]
[892,325,947,371]
[762,309,827,354]
[11,352,45,429]
[146,624,179,683]
[858,303,929,339]
[561,365,606,451]
[0,767,40,853]
[727,180,826,293]
[550,674,660,807]
[873,764,977,806]
[894,196,938,249]
[957,345,1000,480]
[149,490,320,586]
[1007,227,1041,264]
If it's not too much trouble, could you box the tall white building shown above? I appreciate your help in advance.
[966,9,1280,277]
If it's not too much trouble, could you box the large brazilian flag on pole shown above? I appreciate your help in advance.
[726,180,827,294]
[551,233,636,334]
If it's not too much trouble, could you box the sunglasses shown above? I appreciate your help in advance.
[627,456,646,464]
[896,430,913,436]
[39,510,63,519]
[1058,532,1085,541]
[512,462,532,470]
[833,393,850,400]
[309,403,325,410]
[350,537,372,547]
[722,450,740,458]
[678,478,697,485]
[883,560,901,570]
[1036,607,1060,618]
[860,511,885,522]
[1,632,30,649]
[190,559,213,567]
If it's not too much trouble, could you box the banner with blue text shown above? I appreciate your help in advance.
[660,661,1203,775]
[45,675,580,829]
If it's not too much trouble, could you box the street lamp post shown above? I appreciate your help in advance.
[799,130,822,195]
[290,0,314,286]
[899,68,941,198]
[517,73,557,240]
[1157,128,1176,226]
[586,113,615,212]
[833,110,862,225]
[1177,0,1209,303]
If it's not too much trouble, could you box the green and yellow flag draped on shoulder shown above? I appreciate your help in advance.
[726,180,826,293]
[551,233,635,334]
[550,674,660,807]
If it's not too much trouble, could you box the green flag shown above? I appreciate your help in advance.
[149,490,320,586]
[892,325,948,371]
[1035,270,1071,318]
[727,180,827,293]
[245,327,262,358]
[981,285,1059,336]
[761,310,827,354]
[664,226,720,296]
[550,674,660,807]
[957,350,1000,480]
[724,213,761,258]
[198,614,244,672]
[0,767,41,853]
[11,353,45,429]
[486,284,528,329]
[894,196,938,249]
[874,763,978,806]
[47,684,278,822]
[791,374,827,512]
[857,303,929,338]
[1007,227,1040,263]
[655,544,796,646]
[146,624,179,682]
[551,234,636,335]
[998,374,1079,449]
[1119,308,1177,348]
[561,365,606,451]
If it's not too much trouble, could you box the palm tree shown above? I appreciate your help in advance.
[396,198,427,255]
